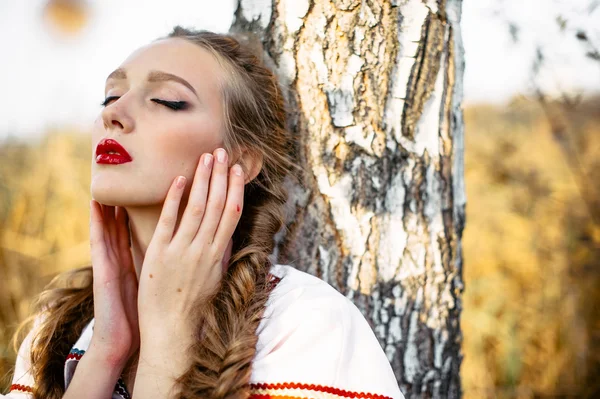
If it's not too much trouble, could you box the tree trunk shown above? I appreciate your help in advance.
[231,0,466,397]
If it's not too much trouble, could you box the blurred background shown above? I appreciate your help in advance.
[0,0,599,397]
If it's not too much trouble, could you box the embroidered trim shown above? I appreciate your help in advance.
[249,383,393,399]
[64,347,130,399]
[66,348,85,361]
[10,383,34,393]
[115,378,131,399]
[61,274,285,399]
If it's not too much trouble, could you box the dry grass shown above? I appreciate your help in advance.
[462,96,600,398]
[0,130,92,389]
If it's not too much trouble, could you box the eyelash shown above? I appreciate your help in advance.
[100,96,189,111]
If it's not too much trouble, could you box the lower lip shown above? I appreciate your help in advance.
[96,154,132,164]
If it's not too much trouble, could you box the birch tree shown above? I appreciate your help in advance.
[230,0,466,396]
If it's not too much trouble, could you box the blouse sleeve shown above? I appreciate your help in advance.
[1,315,44,398]
[250,268,404,399]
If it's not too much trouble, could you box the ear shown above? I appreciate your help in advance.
[238,149,264,184]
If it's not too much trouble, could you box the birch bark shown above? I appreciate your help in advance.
[231,0,466,396]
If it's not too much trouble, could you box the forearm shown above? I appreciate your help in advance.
[63,346,124,399]
[131,319,196,399]
[131,349,190,399]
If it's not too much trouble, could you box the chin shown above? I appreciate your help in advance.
[91,189,130,207]
[90,176,130,206]
[90,176,166,207]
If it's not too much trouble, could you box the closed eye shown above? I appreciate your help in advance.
[100,96,119,107]
[100,96,189,111]
[151,99,189,111]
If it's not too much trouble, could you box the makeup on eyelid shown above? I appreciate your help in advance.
[100,96,189,111]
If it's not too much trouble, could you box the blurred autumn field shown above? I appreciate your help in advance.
[0,96,599,397]
[462,95,600,398]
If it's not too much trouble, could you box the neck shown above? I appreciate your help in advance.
[126,206,160,279]
[124,197,189,279]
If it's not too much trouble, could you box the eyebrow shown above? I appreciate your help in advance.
[105,68,198,97]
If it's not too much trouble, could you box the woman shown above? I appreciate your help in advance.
[3,26,403,399]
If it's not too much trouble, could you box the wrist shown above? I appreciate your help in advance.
[140,323,195,351]
[138,335,194,377]
[63,344,126,399]
[86,341,129,371]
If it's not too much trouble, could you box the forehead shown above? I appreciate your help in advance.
[116,37,223,94]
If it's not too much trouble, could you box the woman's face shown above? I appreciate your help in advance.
[91,37,224,206]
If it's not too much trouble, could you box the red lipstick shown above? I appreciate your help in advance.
[95,138,132,164]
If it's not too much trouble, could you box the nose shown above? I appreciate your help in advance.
[101,99,134,134]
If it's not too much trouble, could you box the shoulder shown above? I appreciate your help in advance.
[264,263,351,317]
[258,264,361,351]
[262,264,386,336]
[251,264,404,399]
[6,312,48,397]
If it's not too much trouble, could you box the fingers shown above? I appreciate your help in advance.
[103,205,119,255]
[195,148,230,244]
[102,205,131,274]
[115,206,135,276]
[123,271,139,347]
[154,175,187,244]
[90,200,108,267]
[153,148,245,258]
[175,153,213,243]
[101,204,111,252]
[115,206,130,254]
[90,200,117,282]
[91,201,134,279]
[211,164,244,254]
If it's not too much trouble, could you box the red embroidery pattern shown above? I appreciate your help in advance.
[66,352,84,361]
[249,382,393,399]
[10,383,33,393]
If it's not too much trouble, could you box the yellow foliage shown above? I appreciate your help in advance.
[462,96,600,398]
[0,131,92,388]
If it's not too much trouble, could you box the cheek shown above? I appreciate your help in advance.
[150,120,223,175]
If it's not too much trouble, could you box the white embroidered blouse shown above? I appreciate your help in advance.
[3,264,404,399]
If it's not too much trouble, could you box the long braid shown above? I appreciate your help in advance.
[166,28,297,398]
[175,182,287,398]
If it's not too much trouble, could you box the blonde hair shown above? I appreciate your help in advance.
[13,26,297,399]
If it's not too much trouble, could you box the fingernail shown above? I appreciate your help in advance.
[216,148,226,163]
[204,154,213,167]
[176,176,186,188]
[233,164,242,176]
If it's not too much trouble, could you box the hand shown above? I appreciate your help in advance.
[137,148,244,345]
[88,201,139,368]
